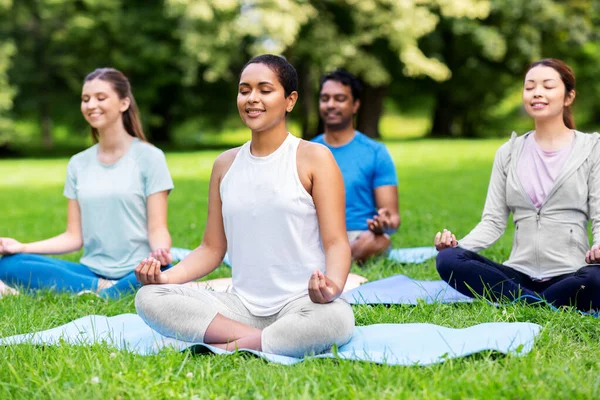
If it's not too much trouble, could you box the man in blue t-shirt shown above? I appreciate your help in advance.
[312,69,400,263]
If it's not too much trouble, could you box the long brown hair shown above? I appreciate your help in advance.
[83,68,147,143]
[527,59,576,129]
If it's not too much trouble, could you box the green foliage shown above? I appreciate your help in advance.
[424,0,599,137]
[1,0,599,148]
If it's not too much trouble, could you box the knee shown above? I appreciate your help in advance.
[0,254,28,268]
[263,300,355,357]
[435,247,465,281]
[303,300,355,350]
[351,232,391,262]
[135,285,165,319]
[576,266,600,290]
[323,300,355,345]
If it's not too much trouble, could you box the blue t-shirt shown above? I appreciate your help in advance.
[64,138,174,279]
[312,131,398,231]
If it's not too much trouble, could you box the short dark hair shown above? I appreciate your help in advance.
[319,69,362,101]
[241,54,298,97]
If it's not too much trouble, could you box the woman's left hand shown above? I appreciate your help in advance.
[585,244,600,264]
[308,270,342,304]
[149,248,173,266]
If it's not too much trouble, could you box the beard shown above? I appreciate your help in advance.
[323,115,354,132]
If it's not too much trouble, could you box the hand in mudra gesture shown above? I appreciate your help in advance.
[434,229,458,251]
[308,270,341,304]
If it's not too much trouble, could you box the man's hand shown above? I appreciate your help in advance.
[367,208,393,235]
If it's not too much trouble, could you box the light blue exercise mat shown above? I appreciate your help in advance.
[170,246,438,266]
[0,314,541,366]
[343,274,472,305]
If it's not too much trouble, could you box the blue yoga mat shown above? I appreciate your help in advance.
[343,274,472,305]
[0,314,540,366]
[170,246,438,265]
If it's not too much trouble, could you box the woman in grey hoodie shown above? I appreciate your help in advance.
[435,59,600,312]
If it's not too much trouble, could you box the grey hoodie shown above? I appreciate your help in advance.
[459,130,600,279]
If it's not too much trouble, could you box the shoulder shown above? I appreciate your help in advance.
[132,140,167,162]
[213,147,242,177]
[298,140,335,164]
[575,130,600,145]
[493,131,528,167]
[311,133,326,144]
[353,132,391,159]
[575,130,600,159]
[67,145,97,170]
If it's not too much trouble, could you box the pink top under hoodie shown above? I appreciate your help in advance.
[517,134,574,209]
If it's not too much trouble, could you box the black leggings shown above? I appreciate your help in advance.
[436,247,600,311]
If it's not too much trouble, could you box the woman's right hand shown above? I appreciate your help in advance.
[0,238,25,255]
[135,257,170,285]
[434,229,458,251]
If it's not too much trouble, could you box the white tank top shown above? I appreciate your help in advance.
[220,133,325,316]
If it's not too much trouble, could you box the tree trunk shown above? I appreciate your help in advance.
[428,20,456,138]
[149,85,177,144]
[356,84,386,138]
[40,97,53,148]
[31,1,52,148]
[430,89,454,137]
[297,62,317,139]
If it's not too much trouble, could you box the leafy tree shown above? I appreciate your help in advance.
[165,0,493,138]
[423,0,598,137]
[0,0,15,149]
[8,0,184,147]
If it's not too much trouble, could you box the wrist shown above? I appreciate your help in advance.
[19,243,29,253]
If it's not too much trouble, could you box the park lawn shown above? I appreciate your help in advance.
[1,138,599,399]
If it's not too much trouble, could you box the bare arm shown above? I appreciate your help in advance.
[146,191,173,265]
[368,185,400,234]
[0,199,83,255]
[135,150,237,285]
[302,142,350,301]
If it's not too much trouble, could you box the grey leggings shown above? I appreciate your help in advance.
[135,285,355,358]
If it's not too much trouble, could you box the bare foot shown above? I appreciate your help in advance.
[0,280,19,297]
[344,273,368,292]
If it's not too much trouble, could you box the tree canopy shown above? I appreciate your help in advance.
[1,0,598,150]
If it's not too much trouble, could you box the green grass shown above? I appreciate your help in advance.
[1,138,599,399]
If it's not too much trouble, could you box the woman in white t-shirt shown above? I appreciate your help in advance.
[134,55,355,357]
[0,68,174,298]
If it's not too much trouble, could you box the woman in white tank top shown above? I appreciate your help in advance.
[132,55,355,357]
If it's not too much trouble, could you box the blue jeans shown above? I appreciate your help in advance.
[0,254,157,299]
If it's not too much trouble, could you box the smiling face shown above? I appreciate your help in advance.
[523,65,575,124]
[81,78,130,131]
[237,63,297,134]
[319,80,360,131]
